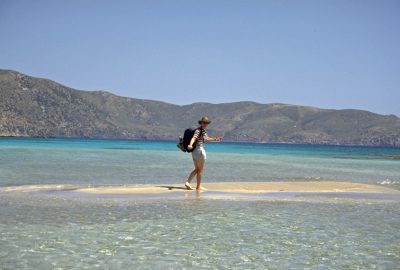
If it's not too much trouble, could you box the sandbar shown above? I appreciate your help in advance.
[72,181,399,195]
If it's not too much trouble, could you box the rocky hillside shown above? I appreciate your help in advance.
[1,69,399,146]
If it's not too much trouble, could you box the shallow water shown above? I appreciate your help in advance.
[1,138,400,269]
[0,191,399,269]
[0,138,399,187]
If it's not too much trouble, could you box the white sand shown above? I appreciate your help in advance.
[2,182,398,195]
[73,181,400,195]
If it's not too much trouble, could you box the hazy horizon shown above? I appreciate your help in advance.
[1,0,399,115]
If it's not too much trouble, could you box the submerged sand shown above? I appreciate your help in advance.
[72,181,399,195]
[1,182,399,196]
[1,182,399,202]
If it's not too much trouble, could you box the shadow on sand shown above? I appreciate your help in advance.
[156,185,188,191]
[157,185,202,199]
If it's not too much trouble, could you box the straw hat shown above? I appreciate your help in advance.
[198,116,211,124]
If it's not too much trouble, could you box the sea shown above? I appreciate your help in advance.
[0,138,399,269]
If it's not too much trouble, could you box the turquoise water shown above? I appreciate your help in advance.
[0,138,399,186]
[1,138,400,269]
[1,193,399,269]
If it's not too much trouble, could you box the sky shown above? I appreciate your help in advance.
[0,0,399,115]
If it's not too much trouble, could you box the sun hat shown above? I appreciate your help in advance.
[198,116,211,124]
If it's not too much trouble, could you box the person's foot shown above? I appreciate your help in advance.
[196,186,207,191]
[185,182,194,190]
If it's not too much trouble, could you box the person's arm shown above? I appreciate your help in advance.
[188,129,200,149]
[188,137,196,148]
[205,135,223,142]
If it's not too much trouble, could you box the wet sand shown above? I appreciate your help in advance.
[64,181,400,195]
[1,182,399,202]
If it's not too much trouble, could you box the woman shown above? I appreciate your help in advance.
[185,116,223,190]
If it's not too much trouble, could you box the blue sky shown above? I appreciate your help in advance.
[0,0,399,115]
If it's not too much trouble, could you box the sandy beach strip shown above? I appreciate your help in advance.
[72,181,400,195]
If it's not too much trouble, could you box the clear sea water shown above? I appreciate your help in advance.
[0,138,399,269]
[1,138,400,186]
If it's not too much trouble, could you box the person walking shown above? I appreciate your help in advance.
[185,116,223,190]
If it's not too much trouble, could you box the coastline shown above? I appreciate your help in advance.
[1,136,400,148]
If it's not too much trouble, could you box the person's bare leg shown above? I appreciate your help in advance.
[185,170,196,190]
[196,160,205,190]
[187,160,198,183]
[185,160,198,190]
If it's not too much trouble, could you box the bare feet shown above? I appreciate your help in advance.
[185,182,194,190]
[196,186,207,191]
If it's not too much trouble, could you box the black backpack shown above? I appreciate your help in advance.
[177,128,198,153]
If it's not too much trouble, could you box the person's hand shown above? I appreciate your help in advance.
[216,137,223,142]
[187,145,193,150]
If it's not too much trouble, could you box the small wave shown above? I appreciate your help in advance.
[378,180,400,185]
[0,184,84,193]
[103,147,139,150]
[303,176,322,181]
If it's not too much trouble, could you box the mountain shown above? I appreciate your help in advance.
[1,69,400,146]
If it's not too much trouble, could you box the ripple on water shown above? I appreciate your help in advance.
[0,192,399,269]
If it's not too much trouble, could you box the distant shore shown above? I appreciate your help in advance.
[2,69,400,147]
[1,136,400,150]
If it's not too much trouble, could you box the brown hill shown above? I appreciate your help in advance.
[1,69,399,146]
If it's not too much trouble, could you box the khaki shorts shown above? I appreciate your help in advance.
[192,147,206,161]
